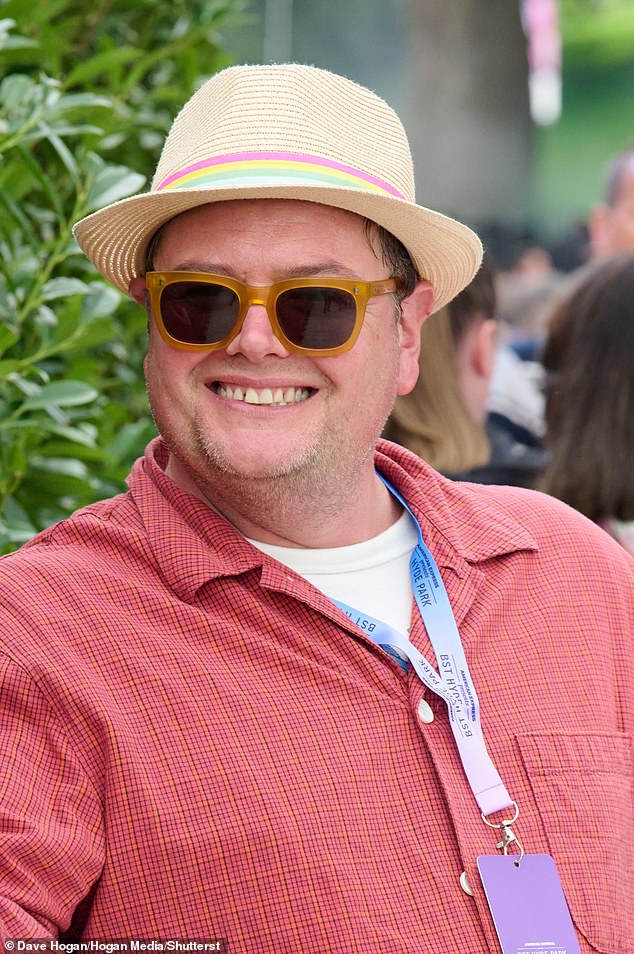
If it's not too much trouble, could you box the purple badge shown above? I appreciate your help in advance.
[477,855,581,954]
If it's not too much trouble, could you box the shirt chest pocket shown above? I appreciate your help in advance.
[516,732,633,953]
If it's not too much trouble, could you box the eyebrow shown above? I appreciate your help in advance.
[161,260,362,280]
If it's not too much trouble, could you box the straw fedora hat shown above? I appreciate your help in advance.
[73,63,482,313]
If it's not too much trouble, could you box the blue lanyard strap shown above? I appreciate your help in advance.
[334,474,514,817]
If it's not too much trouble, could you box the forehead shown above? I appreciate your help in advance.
[152,199,380,271]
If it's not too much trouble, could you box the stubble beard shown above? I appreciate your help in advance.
[154,388,396,534]
[190,410,367,523]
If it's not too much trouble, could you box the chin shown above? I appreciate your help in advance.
[195,439,316,483]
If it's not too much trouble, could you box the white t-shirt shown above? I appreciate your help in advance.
[247,509,418,638]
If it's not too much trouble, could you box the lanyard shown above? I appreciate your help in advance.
[333,475,515,818]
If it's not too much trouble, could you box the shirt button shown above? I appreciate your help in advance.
[460,871,474,897]
[417,699,434,724]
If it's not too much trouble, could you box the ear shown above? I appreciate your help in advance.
[128,276,147,306]
[396,280,434,396]
[471,317,497,379]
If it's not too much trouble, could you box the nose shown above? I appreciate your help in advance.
[225,303,291,361]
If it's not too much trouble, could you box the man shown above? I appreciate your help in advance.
[0,64,632,953]
[588,145,634,258]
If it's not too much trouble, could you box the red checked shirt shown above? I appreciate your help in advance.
[0,438,632,953]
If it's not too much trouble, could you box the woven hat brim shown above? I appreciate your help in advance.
[73,184,483,315]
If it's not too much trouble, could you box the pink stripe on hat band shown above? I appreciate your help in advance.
[157,151,405,199]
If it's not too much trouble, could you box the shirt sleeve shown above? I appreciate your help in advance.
[0,656,105,938]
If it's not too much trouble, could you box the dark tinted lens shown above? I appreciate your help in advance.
[276,287,357,349]
[160,281,239,344]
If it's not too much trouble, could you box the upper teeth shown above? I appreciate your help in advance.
[216,385,311,405]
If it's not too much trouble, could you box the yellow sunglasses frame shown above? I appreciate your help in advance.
[145,271,398,357]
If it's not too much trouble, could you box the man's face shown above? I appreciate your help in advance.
[589,164,634,258]
[140,199,431,498]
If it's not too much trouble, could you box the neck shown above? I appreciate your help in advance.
[165,454,402,548]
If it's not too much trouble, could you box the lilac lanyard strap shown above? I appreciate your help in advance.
[333,474,515,817]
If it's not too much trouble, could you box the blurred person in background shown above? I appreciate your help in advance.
[386,260,496,474]
[539,253,634,556]
[587,145,634,259]
[495,265,564,352]
[483,266,564,486]
[387,260,547,485]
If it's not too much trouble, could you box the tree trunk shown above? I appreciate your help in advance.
[404,0,534,230]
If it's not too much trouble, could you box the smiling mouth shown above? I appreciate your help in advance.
[209,383,315,406]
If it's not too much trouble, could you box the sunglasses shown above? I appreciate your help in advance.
[145,271,399,356]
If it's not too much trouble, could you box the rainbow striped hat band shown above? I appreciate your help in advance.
[73,64,482,314]
[156,151,405,198]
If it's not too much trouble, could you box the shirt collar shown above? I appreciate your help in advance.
[128,437,538,601]
[375,439,538,573]
[127,438,265,601]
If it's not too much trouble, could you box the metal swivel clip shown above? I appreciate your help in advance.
[482,801,525,865]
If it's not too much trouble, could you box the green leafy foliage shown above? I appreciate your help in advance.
[0,1,246,552]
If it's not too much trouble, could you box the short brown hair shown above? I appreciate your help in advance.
[363,219,419,302]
